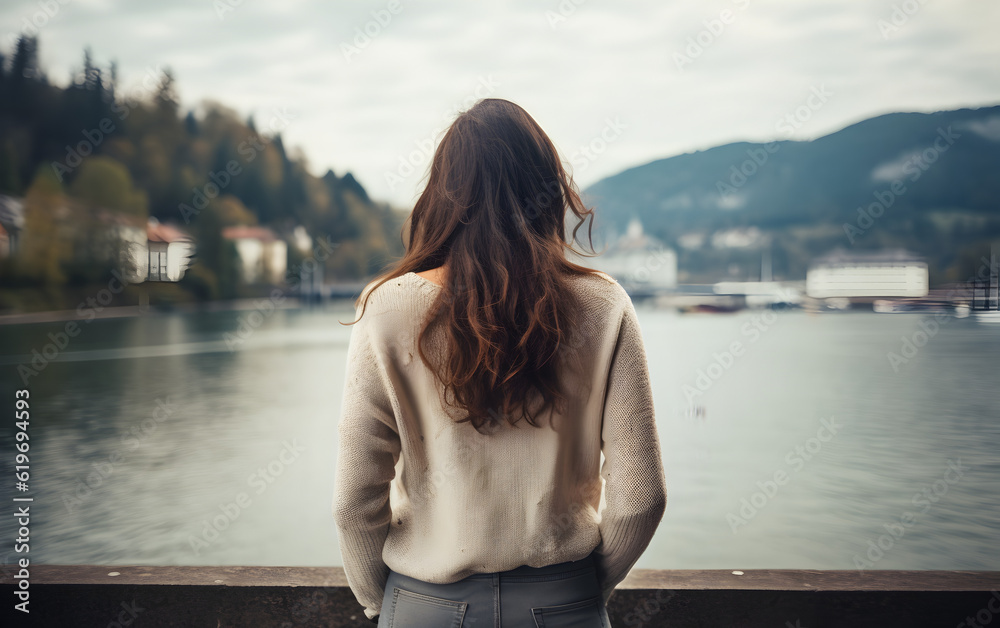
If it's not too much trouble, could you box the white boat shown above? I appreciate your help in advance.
[975,310,1000,324]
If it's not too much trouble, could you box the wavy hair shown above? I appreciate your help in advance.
[346,98,605,433]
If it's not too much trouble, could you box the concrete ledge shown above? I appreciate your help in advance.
[3,566,999,627]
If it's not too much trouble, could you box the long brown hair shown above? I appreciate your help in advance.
[347,98,605,433]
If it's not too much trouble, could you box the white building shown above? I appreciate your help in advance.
[582,218,677,290]
[145,219,195,282]
[116,218,194,283]
[806,249,928,299]
[222,226,287,285]
[0,195,24,257]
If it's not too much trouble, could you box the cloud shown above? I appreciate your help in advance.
[1,0,997,207]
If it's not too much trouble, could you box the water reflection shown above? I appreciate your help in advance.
[0,303,997,570]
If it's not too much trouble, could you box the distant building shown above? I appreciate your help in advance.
[0,195,24,257]
[222,226,287,285]
[711,226,763,249]
[806,249,928,299]
[144,219,194,282]
[584,218,677,291]
[115,218,194,283]
[5,194,194,283]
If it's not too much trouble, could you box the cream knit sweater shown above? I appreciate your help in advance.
[333,270,667,621]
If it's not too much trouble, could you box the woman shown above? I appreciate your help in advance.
[333,98,666,627]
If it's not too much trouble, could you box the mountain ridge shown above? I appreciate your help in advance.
[582,104,1000,283]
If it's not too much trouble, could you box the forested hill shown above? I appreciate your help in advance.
[0,36,405,295]
[583,105,1000,283]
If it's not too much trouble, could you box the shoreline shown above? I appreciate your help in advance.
[0,297,352,326]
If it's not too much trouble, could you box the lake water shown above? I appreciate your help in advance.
[1,301,998,572]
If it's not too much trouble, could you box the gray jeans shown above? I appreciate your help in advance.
[376,551,611,627]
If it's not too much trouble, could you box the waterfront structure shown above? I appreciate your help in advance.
[115,218,194,283]
[806,249,928,299]
[583,217,677,292]
[0,194,23,256]
[144,219,195,282]
[222,225,288,285]
[712,281,803,308]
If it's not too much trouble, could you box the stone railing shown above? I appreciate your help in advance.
[3,566,999,626]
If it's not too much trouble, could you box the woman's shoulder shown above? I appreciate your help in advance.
[353,274,433,325]
[354,269,628,321]
[566,270,631,307]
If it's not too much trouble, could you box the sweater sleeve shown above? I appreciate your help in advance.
[333,309,401,621]
[593,293,668,605]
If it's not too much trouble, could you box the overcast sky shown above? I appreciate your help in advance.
[2,0,998,208]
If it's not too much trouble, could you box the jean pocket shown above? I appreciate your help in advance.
[531,595,606,628]
[387,586,467,628]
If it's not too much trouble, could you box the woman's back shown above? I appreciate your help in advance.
[334,268,666,620]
